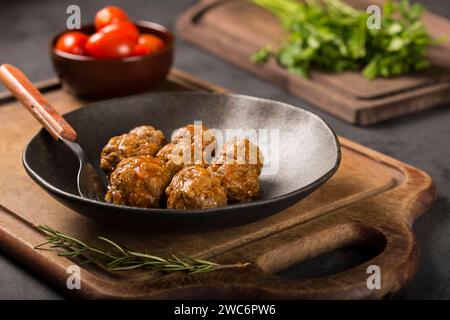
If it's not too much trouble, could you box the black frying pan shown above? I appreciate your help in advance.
[22,91,340,229]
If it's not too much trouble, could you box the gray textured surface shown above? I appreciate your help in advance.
[0,0,449,299]
[24,92,340,224]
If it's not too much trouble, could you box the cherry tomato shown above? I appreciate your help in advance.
[95,6,129,31]
[133,44,152,56]
[100,21,140,42]
[138,34,165,52]
[55,31,88,55]
[85,28,135,59]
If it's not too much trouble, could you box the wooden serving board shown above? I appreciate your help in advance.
[177,0,450,125]
[0,69,436,299]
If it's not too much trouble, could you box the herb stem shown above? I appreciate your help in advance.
[34,225,250,275]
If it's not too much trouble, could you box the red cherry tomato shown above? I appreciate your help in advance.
[100,21,140,42]
[95,6,129,31]
[55,31,88,55]
[85,28,135,59]
[138,34,165,52]
[133,44,152,56]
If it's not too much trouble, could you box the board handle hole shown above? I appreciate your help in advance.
[257,223,386,278]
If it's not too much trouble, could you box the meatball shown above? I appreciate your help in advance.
[171,124,215,147]
[105,155,171,208]
[171,124,216,162]
[210,138,264,203]
[100,125,165,175]
[157,142,210,177]
[166,166,227,210]
[211,137,264,174]
[210,164,260,203]
[156,143,185,177]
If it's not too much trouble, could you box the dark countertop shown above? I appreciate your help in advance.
[0,0,449,299]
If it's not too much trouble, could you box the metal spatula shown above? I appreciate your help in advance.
[0,64,106,201]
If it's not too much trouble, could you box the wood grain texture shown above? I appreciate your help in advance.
[0,69,436,299]
[0,64,77,141]
[176,0,450,125]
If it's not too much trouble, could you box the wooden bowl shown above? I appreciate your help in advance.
[50,21,174,99]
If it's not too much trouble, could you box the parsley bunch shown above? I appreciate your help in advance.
[251,0,437,79]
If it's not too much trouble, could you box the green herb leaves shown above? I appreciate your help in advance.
[251,44,272,63]
[251,0,437,79]
[35,225,250,274]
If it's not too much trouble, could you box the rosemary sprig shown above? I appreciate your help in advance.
[34,225,250,274]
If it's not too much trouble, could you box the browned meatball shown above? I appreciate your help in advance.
[171,124,216,161]
[156,141,211,177]
[171,124,215,147]
[211,137,264,174]
[156,124,216,175]
[100,125,165,175]
[166,166,227,210]
[210,164,260,203]
[210,138,264,203]
[105,155,171,208]
[156,143,185,177]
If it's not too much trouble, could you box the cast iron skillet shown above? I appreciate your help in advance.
[23,92,341,229]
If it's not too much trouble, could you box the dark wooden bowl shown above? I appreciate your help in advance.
[50,21,174,99]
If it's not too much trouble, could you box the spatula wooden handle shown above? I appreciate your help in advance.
[0,64,77,141]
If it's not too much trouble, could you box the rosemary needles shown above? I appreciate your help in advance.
[34,225,250,274]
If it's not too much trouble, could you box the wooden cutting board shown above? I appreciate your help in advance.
[177,0,450,125]
[0,69,436,299]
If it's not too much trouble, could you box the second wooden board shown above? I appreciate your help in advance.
[177,0,450,125]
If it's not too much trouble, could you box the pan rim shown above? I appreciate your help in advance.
[22,91,341,217]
